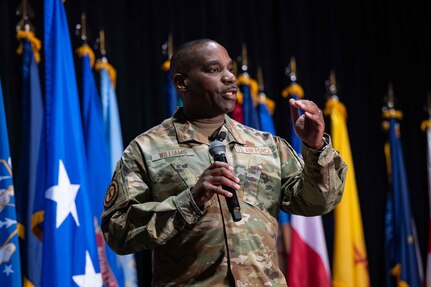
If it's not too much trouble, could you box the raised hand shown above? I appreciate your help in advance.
[289,98,325,150]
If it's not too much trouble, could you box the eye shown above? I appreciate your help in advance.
[208,67,220,73]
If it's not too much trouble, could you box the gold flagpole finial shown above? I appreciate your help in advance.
[161,33,174,59]
[285,57,297,83]
[290,57,297,75]
[382,82,402,120]
[80,13,87,42]
[257,66,264,90]
[74,12,88,43]
[387,83,395,109]
[99,30,106,56]
[330,70,336,87]
[241,43,248,73]
[168,33,173,59]
[326,70,338,100]
[233,60,238,77]
[16,0,35,32]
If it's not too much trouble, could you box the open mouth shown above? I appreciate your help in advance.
[221,88,238,100]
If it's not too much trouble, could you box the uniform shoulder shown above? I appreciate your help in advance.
[229,119,277,145]
[130,118,175,147]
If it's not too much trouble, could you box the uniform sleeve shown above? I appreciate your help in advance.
[101,141,203,255]
[278,133,347,216]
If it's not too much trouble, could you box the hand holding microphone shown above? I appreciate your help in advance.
[209,132,242,222]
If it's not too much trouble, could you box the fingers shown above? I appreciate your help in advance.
[192,162,241,207]
[289,99,301,122]
[292,99,323,120]
[206,162,240,194]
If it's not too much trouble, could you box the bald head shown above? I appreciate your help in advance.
[170,39,219,78]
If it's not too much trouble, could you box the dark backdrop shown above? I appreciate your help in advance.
[1,1,430,286]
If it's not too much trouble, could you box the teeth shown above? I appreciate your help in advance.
[226,92,232,96]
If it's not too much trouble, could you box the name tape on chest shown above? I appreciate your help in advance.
[234,146,273,155]
[152,149,194,161]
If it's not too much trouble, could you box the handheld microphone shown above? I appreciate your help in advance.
[209,131,242,222]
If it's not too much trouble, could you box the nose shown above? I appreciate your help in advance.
[221,70,237,85]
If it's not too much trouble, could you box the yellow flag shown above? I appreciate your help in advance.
[325,98,370,287]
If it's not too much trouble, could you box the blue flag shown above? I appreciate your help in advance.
[98,62,138,287]
[79,46,126,287]
[79,47,111,232]
[0,80,23,286]
[384,115,423,287]
[238,74,260,129]
[99,67,124,174]
[36,0,102,286]
[15,37,43,287]
[257,93,276,135]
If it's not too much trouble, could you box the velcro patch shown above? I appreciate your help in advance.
[234,146,272,155]
[104,180,119,208]
[152,149,193,161]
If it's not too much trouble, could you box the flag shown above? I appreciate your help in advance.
[96,61,122,173]
[231,90,244,124]
[383,108,423,287]
[287,86,331,287]
[15,31,43,287]
[96,59,138,287]
[277,209,291,278]
[326,97,370,287]
[257,90,276,135]
[421,116,431,287]
[77,43,124,287]
[238,73,260,129]
[35,0,102,285]
[161,59,182,117]
[0,80,23,287]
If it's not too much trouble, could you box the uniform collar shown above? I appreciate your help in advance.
[172,108,246,145]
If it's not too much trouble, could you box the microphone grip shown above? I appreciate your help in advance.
[213,153,242,222]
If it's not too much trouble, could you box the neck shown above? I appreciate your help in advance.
[183,109,225,124]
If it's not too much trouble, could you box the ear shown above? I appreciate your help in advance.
[173,73,188,92]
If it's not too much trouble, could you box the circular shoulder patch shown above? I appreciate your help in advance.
[104,180,119,208]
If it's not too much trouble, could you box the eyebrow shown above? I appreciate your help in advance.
[203,59,233,67]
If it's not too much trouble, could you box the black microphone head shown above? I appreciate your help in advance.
[209,140,226,157]
[217,131,227,141]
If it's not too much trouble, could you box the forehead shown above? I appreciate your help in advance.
[192,42,231,65]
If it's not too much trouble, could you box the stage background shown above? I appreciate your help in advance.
[1,0,430,286]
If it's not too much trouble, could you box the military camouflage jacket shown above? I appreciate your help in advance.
[101,109,347,286]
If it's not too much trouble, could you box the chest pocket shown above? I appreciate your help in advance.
[241,155,281,224]
[170,158,199,188]
[150,156,199,201]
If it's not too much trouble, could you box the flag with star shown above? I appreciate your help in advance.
[0,79,23,286]
[383,98,423,287]
[96,57,138,287]
[14,32,43,287]
[33,0,102,286]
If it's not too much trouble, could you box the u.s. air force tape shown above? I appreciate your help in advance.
[104,180,119,208]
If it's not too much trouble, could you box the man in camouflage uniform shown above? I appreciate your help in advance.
[101,39,347,286]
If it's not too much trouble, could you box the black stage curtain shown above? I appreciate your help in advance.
[1,0,430,286]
